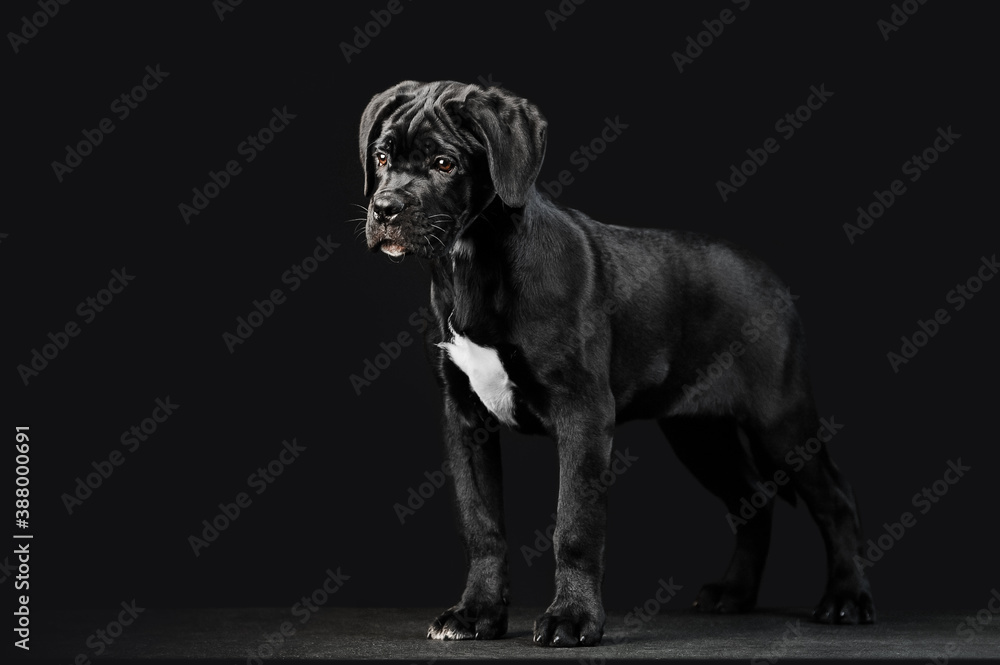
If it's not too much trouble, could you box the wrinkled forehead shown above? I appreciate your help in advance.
[376,100,481,157]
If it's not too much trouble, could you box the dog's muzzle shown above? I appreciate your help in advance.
[367,190,411,256]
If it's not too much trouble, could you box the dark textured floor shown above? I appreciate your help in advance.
[27,607,1000,662]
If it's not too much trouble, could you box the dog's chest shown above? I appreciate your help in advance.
[438,330,517,427]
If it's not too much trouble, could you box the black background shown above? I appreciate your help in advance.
[4,0,997,640]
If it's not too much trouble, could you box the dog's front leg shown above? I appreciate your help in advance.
[534,405,614,647]
[427,398,509,640]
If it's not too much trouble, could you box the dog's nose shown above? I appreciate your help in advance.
[372,192,405,221]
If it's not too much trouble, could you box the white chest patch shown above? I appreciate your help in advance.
[438,328,517,426]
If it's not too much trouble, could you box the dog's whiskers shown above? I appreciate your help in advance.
[428,232,446,249]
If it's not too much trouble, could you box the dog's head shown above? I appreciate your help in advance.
[359,80,547,259]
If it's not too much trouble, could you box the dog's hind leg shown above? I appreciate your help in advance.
[748,409,876,624]
[659,416,774,613]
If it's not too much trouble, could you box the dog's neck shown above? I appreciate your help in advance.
[430,190,551,340]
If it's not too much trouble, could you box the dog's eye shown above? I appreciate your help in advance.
[375,151,388,167]
[435,157,454,173]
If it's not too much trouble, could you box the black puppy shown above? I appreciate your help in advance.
[359,80,874,647]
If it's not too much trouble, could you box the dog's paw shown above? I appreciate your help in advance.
[533,606,605,647]
[812,589,876,624]
[691,582,757,614]
[427,603,508,640]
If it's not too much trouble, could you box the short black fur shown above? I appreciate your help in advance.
[359,80,875,647]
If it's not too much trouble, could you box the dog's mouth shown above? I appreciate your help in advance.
[367,223,409,256]
[368,218,454,260]
[379,240,407,257]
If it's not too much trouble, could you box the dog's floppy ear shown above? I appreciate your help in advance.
[359,80,423,197]
[460,88,548,208]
